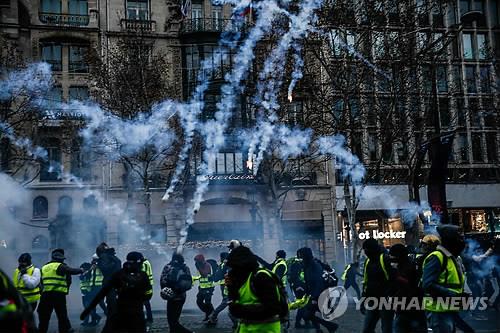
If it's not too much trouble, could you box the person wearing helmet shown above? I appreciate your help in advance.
[12,253,41,312]
[81,251,152,333]
[38,248,84,333]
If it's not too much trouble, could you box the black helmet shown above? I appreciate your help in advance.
[51,248,65,261]
[18,253,32,265]
[126,251,144,264]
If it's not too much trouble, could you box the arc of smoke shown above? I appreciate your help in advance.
[248,0,322,174]
[177,0,286,249]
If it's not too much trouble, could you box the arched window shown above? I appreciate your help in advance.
[32,235,49,249]
[58,196,73,215]
[33,196,48,219]
[83,195,98,209]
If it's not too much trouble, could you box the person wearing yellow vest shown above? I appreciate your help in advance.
[38,248,84,333]
[341,261,362,299]
[89,253,107,321]
[138,253,154,324]
[226,246,283,333]
[193,254,216,321]
[0,268,37,333]
[361,238,395,333]
[421,225,468,333]
[256,250,288,287]
[12,253,41,311]
[79,262,98,327]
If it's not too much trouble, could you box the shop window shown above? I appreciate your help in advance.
[41,43,62,71]
[468,98,480,127]
[68,0,87,15]
[40,138,62,182]
[71,139,92,181]
[207,152,246,175]
[32,235,49,249]
[457,133,469,162]
[479,66,491,93]
[33,196,48,219]
[69,86,89,101]
[40,0,61,13]
[486,134,498,162]
[69,45,88,73]
[462,33,473,59]
[465,66,477,93]
[469,210,488,232]
[471,134,483,162]
[126,0,149,20]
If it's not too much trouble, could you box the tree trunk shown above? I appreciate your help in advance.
[344,181,359,261]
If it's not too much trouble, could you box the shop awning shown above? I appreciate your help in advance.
[281,200,323,221]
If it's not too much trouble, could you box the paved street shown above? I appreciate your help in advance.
[47,305,499,333]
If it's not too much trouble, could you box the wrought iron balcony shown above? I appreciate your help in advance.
[39,12,90,26]
[181,18,233,34]
[120,19,156,32]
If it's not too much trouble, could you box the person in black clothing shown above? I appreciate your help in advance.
[38,248,84,333]
[389,244,426,333]
[226,246,283,331]
[343,262,362,299]
[297,247,338,333]
[361,239,395,333]
[81,251,152,333]
[95,242,121,330]
[160,252,193,333]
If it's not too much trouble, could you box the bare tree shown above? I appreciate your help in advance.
[87,33,179,225]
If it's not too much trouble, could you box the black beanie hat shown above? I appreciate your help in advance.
[18,253,32,265]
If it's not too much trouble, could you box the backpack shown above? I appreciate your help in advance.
[167,264,192,292]
[317,260,338,288]
[250,269,289,321]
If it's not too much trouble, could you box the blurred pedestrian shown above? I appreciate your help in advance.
[361,239,395,333]
[422,225,468,333]
[12,253,40,312]
[297,247,338,333]
[193,254,215,321]
[38,248,84,333]
[81,251,152,333]
[389,244,426,333]
[341,261,362,299]
[160,252,193,333]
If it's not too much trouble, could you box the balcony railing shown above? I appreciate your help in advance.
[120,19,156,32]
[39,12,90,26]
[181,18,233,34]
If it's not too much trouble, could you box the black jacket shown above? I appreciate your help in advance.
[160,261,191,300]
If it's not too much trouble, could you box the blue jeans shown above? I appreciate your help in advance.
[426,312,455,333]
[362,309,393,333]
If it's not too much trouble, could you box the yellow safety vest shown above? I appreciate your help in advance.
[341,264,351,281]
[363,254,389,293]
[422,250,465,312]
[272,258,288,286]
[92,267,104,288]
[236,270,281,333]
[80,276,92,294]
[41,262,69,294]
[142,260,154,286]
[13,266,41,303]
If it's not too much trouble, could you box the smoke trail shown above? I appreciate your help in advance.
[179,0,287,249]
[0,122,48,160]
[248,0,322,174]
[287,42,304,102]
[0,62,52,101]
